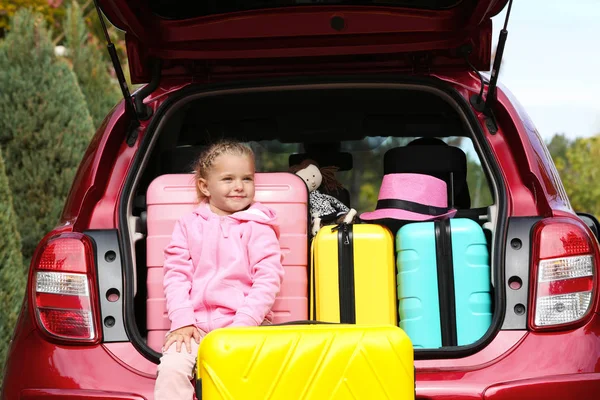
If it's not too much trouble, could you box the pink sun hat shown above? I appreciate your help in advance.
[360,173,457,222]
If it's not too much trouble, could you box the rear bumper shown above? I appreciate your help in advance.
[483,373,600,399]
[4,316,600,399]
[415,373,600,399]
[415,315,600,398]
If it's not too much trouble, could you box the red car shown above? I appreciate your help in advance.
[3,0,600,399]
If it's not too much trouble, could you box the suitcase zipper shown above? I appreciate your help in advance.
[336,224,356,324]
[434,219,457,346]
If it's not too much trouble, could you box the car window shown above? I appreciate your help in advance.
[446,137,494,209]
[248,136,493,214]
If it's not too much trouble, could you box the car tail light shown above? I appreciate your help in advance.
[530,218,598,330]
[30,232,100,342]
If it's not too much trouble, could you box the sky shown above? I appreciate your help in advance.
[491,0,600,141]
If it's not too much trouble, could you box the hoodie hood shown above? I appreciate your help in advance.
[194,201,280,238]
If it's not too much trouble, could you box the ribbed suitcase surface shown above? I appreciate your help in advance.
[197,324,414,400]
[311,224,397,325]
[397,218,492,348]
[145,172,309,352]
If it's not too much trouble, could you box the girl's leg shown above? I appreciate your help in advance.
[154,339,200,400]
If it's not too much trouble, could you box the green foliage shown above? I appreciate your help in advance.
[252,142,298,172]
[555,136,600,216]
[63,1,121,129]
[466,156,493,208]
[0,150,25,384]
[0,9,95,260]
[547,133,572,164]
[332,138,413,213]
[1,0,133,94]
[0,0,65,38]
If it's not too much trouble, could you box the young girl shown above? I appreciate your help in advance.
[154,140,284,400]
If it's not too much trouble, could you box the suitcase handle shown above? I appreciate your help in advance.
[330,222,349,232]
[263,320,338,326]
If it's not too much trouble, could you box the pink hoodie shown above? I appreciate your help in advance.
[163,201,284,332]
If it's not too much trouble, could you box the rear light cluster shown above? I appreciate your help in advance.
[31,233,100,342]
[531,219,598,329]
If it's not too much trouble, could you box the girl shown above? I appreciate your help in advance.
[154,140,284,400]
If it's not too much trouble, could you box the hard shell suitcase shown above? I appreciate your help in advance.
[145,172,309,352]
[396,218,492,348]
[310,224,397,325]
[196,324,414,400]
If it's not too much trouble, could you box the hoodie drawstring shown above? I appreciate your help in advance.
[220,218,230,238]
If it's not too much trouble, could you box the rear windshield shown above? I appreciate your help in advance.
[148,0,461,19]
[247,136,493,214]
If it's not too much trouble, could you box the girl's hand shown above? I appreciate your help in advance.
[164,325,206,353]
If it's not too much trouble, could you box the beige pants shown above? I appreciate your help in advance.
[154,320,272,400]
[154,335,200,400]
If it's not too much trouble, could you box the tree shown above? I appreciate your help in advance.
[0,9,95,260]
[1,1,133,91]
[466,156,493,208]
[547,133,572,164]
[556,136,600,216]
[0,150,26,383]
[0,0,65,38]
[63,1,121,129]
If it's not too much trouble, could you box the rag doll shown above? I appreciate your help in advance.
[290,159,357,237]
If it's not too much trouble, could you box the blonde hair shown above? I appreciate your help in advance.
[193,140,255,201]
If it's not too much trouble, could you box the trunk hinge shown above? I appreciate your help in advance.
[92,0,161,146]
[466,0,513,135]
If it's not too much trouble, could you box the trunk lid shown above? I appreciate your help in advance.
[97,0,507,83]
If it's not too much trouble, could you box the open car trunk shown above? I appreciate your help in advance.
[117,77,504,362]
[96,0,507,82]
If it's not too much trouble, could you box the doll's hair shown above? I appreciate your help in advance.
[193,140,255,201]
[289,159,343,192]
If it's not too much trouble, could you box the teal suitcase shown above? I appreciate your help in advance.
[396,218,492,348]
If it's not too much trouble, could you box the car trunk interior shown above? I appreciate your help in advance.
[121,81,502,361]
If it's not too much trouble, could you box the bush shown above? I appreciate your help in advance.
[0,0,65,38]
[0,9,95,260]
[556,136,600,216]
[0,149,25,383]
[63,1,121,129]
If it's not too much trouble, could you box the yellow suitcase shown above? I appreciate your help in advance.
[310,224,397,325]
[196,324,414,400]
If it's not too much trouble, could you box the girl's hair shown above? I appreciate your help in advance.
[289,159,343,192]
[193,140,255,201]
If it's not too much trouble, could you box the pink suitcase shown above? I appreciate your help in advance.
[145,173,308,352]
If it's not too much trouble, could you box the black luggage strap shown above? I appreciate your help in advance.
[311,242,317,320]
[435,219,458,346]
[195,378,202,399]
[335,223,356,324]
